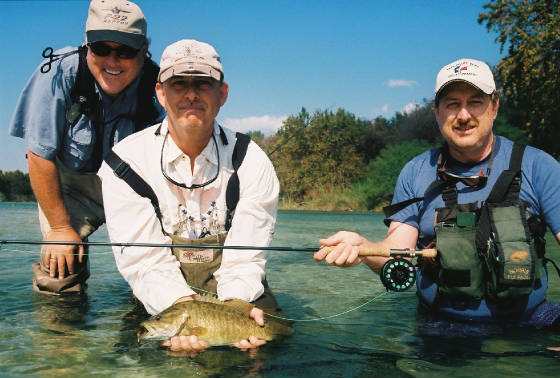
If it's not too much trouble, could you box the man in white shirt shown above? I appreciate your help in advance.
[98,39,280,352]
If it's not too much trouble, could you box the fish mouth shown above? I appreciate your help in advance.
[137,324,177,343]
[137,326,149,343]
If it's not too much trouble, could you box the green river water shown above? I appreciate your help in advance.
[1,202,559,378]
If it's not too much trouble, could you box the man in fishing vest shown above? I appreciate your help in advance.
[8,0,163,296]
[315,58,560,328]
[97,39,281,352]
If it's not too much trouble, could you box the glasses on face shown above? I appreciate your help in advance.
[437,168,488,187]
[87,42,140,59]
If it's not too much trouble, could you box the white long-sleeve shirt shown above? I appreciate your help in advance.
[98,119,279,314]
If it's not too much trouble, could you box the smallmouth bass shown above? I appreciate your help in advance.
[138,300,292,346]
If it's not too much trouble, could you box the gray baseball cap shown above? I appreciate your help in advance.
[158,39,224,83]
[85,0,147,50]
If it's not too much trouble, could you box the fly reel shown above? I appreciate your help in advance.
[380,257,416,292]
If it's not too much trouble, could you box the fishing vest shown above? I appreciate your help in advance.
[385,144,548,304]
[104,130,282,313]
[44,45,161,172]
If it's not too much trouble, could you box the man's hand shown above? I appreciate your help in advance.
[29,151,83,279]
[162,334,210,354]
[233,307,267,350]
[161,300,267,354]
[43,226,83,279]
[314,230,364,267]
[162,295,210,354]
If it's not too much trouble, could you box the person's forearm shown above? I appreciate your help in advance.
[28,150,72,230]
[361,223,419,274]
[360,239,394,275]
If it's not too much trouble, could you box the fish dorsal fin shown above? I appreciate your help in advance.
[195,293,222,304]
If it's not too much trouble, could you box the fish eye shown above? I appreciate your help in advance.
[155,315,161,321]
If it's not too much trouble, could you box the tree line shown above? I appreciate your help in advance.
[0,170,34,202]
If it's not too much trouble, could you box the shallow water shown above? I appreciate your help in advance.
[1,202,559,378]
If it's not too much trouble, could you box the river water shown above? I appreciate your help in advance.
[1,202,559,378]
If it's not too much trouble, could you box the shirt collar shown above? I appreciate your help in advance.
[161,119,222,166]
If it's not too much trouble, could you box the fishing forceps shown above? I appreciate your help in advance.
[40,47,79,73]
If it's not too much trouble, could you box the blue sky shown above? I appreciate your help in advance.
[0,0,502,172]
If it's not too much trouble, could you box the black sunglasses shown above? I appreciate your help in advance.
[87,42,140,59]
[436,138,495,188]
[437,168,488,187]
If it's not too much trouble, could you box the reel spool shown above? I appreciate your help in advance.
[380,257,416,292]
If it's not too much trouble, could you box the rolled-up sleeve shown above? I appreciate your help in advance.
[214,142,280,302]
[98,161,194,315]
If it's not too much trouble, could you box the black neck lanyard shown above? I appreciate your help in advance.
[439,137,496,176]
[159,130,220,190]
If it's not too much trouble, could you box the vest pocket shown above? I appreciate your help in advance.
[485,204,536,299]
[436,223,485,299]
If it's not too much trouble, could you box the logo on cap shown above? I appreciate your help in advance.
[102,6,131,25]
[454,65,468,73]
[104,6,131,14]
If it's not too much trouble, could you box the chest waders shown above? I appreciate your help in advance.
[384,144,547,303]
[104,130,281,314]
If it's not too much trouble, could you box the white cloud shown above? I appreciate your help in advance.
[401,102,420,114]
[220,115,287,134]
[372,104,390,117]
[386,79,419,88]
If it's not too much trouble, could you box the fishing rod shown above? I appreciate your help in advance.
[1,239,436,292]
[0,239,436,256]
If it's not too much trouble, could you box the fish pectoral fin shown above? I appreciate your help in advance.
[188,326,207,336]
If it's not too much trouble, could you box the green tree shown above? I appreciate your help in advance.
[271,108,369,203]
[354,140,436,210]
[246,130,265,146]
[358,116,392,162]
[0,170,34,202]
[479,0,560,156]
[390,100,442,145]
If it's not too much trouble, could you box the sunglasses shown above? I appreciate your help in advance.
[437,168,488,187]
[87,42,140,59]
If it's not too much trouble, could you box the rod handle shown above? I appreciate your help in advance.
[321,246,437,258]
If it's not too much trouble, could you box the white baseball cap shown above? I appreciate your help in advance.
[158,39,223,83]
[435,58,496,98]
[85,0,147,50]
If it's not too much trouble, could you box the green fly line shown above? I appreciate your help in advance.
[193,286,391,322]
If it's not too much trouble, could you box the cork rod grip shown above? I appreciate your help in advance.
[320,246,437,258]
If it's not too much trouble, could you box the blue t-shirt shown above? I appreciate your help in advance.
[389,135,560,321]
[9,46,164,172]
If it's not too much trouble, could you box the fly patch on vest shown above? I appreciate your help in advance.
[477,202,539,300]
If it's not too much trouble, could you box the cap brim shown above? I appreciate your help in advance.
[86,30,146,50]
[435,79,494,99]
[158,62,222,82]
